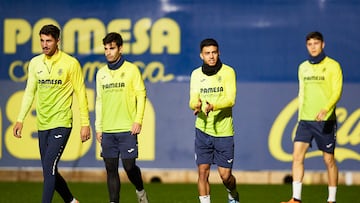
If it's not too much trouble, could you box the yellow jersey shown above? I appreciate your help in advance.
[17,50,90,130]
[95,60,146,133]
[189,64,236,137]
[298,56,343,121]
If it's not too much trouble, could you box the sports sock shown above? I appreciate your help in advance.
[70,198,78,203]
[136,189,145,196]
[327,186,337,202]
[292,181,302,200]
[199,195,210,203]
[224,175,239,201]
[227,188,239,201]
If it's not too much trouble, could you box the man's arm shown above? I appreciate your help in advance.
[70,59,90,142]
[211,67,236,111]
[14,59,38,138]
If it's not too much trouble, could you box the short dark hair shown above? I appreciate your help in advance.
[103,32,123,47]
[306,31,324,42]
[200,38,219,52]
[39,24,60,40]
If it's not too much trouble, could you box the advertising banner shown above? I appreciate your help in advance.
[1,0,359,170]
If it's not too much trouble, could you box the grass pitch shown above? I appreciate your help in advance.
[0,182,358,202]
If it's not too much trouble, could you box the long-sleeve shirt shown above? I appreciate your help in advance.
[95,61,146,133]
[17,50,90,130]
[189,64,236,137]
[298,56,343,121]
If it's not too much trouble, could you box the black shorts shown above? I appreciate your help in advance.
[295,120,337,154]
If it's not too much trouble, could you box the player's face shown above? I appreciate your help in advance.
[104,42,122,63]
[306,38,325,57]
[40,34,59,56]
[200,45,220,66]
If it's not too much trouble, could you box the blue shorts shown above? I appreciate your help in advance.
[101,132,138,159]
[195,128,234,168]
[295,120,337,154]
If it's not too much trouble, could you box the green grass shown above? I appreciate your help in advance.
[0,182,358,202]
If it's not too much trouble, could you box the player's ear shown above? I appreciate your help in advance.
[119,45,123,54]
[199,53,203,60]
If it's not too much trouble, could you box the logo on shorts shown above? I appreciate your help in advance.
[127,148,135,153]
[227,159,233,163]
[326,143,333,148]
[54,134,63,139]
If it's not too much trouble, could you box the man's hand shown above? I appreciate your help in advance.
[131,122,142,135]
[13,122,23,138]
[205,101,213,116]
[80,126,91,142]
[193,98,202,115]
[96,132,102,143]
[316,109,328,121]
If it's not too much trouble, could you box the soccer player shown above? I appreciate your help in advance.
[13,24,91,203]
[95,32,149,203]
[189,38,240,203]
[281,31,343,203]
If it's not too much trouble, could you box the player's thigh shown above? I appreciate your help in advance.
[195,129,214,165]
[294,121,314,143]
[293,141,310,161]
[101,133,119,158]
[217,166,232,180]
[314,120,336,153]
[118,132,138,159]
[213,136,234,168]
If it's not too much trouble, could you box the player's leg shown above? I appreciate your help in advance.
[39,127,73,203]
[198,164,211,203]
[218,166,239,203]
[122,158,143,190]
[102,133,121,203]
[315,120,337,203]
[195,129,213,203]
[280,141,309,203]
[53,127,79,203]
[38,129,53,203]
[119,132,148,203]
[55,172,79,203]
[122,158,148,203]
[197,164,211,195]
[213,136,239,203]
[104,158,120,203]
[292,141,310,183]
[323,152,338,203]
[281,121,312,203]
[290,142,309,201]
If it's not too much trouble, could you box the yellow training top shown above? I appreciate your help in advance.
[95,61,146,133]
[189,64,236,137]
[17,50,90,130]
[298,56,343,121]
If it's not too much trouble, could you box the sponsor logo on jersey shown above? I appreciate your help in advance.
[200,86,223,94]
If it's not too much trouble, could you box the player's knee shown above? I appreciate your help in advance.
[122,158,136,172]
[104,158,119,172]
[323,156,336,168]
[220,172,233,183]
